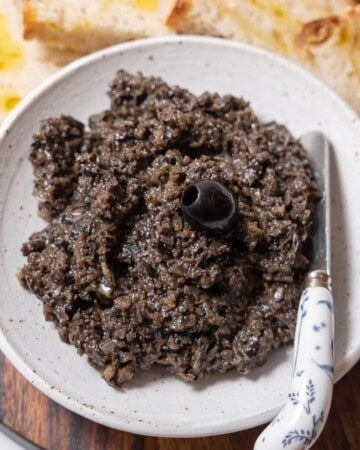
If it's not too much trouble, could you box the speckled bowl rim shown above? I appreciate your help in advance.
[0,35,359,437]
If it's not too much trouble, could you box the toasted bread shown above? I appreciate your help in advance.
[16,0,360,114]
[0,0,76,120]
[22,0,177,53]
[295,6,360,111]
[167,0,359,55]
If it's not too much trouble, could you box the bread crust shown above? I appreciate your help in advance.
[166,0,192,27]
[295,16,340,49]
[22,0,37,40]
[295,5,360,52]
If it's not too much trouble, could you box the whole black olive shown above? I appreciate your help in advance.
[181,180,238,235]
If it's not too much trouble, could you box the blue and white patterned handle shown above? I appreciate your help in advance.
[255,272,334,450]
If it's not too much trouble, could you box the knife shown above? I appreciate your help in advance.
[0,422,43,450]
[255,131,334,450]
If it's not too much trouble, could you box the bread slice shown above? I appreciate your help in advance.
[22,0,177,53]
[167,0,359,55]
[295,6,360,111]
[0,0,76,120]
[21,0,360,57]
[18,0,360,113]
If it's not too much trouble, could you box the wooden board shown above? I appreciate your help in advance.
[0,352,359,449]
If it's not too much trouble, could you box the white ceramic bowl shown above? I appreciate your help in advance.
[0,36,360,437]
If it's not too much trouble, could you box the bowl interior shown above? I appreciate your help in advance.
[1,36,360,437]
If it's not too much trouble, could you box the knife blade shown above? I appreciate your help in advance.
[0,422,43,450]
[300,131,331,276]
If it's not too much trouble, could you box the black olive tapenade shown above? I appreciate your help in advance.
[18,71,317,385]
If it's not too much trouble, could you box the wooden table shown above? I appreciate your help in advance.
[0,354,359,450]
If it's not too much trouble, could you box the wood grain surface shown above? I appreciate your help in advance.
[0,353,359,450]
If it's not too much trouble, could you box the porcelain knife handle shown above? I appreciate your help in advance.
[254,271,334,450]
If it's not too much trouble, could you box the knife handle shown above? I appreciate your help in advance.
[255,271,334,450]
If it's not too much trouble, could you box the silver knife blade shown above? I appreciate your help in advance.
[300,131,331,275]
[0,422,43,450]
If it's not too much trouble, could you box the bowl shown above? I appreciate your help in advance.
[0,36,360,437]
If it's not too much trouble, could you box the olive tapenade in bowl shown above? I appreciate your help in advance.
[1,36,360,437]
[18,71,317,386]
